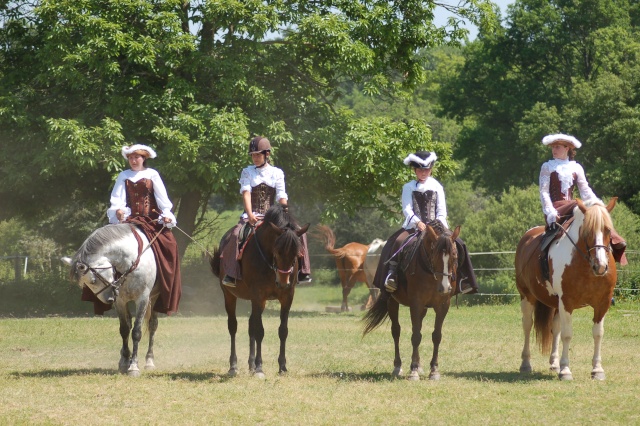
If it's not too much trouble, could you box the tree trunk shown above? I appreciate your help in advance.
[174,191,203,259]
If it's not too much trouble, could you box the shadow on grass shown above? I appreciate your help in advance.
[310,371,397,382]
[8,369,231,382]
[447,370,556,382]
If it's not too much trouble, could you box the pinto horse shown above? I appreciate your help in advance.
[363,225,460,380]
[313,225,382,311]
[515,198,618,380]
[210,204,309,378]
[62,223,158,376]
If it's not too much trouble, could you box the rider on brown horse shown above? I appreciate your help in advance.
[220,136,312,286]
[538,134,627,280]
[382,151,477,295]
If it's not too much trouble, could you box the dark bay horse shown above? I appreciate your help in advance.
[363,225,461,380]
[515,198,618,380]
[62,223,158,376]
[210,204,309,378]
[313,225,381,311]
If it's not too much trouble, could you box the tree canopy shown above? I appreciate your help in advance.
[0,0,497,252]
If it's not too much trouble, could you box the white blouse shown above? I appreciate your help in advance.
[539,159,598,217]
[401,178,449,230]
[107,168,176,227]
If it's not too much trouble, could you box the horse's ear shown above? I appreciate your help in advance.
[60,256,72,267]
[606,197,618,213]
[451,225,461,241]
[425,225,438,241]
[296,223,310,237]
[269,222,284,235]
[576,198,587,213]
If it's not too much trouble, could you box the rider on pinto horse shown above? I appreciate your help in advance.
[538,134,627,281]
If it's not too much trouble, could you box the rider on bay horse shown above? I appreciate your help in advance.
[381,150,478,295]
[220,136,312,287]
[538,134,627,280]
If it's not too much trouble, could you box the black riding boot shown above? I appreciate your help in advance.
[539,224,560,281]
[384,261,398,292]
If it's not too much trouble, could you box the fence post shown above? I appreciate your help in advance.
[14,254,23,281]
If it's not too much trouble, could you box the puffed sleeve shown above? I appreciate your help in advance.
[150,170,177,226]
[401,182,420,228]
[539,162,557,218]
[435,183,449,229]
[239,167,252,194]
[574,163,599,203]
[273,167,288,202]
[107,172,130,224]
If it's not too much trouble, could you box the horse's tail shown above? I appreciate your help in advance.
[533,301,555,354]
[209,246,222,278]
[311,224,343,256]
[362,290,390,336]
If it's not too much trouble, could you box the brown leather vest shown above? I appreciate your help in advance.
[251,183,276,215]
[549,172,576,203]
[125,179,159,220]
[412,190,437,223]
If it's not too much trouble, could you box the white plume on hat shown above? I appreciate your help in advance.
[403,152,437,168]
[541,134,582,149]
[121,144,157,160]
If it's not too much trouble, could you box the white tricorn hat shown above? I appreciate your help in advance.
[121,144,157,160]
[541,134,582,149]
[403,151,437,169]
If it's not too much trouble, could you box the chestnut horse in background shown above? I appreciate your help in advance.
[515,198,618,380]
[210,204,309,378]
[313,225,381,311]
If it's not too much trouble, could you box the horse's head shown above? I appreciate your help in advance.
[423,225,460,294]
[576,198,616,276]
[269,222,309,286]
[62,254,118,304]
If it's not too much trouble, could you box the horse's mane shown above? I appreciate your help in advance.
[263,204,301,256]
[432,229,456,260]
[75,224,133,261]
[581,201,614,242]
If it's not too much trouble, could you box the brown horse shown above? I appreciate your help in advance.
[210,204,309,378]
[313,225,380,311]
[363,225,461,380]
[515,198,617,380]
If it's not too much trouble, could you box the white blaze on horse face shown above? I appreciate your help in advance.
[440,253,451,293]
[593,230,609,275]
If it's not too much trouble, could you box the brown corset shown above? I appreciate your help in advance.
[549,172,577,202]
[125,179,159,220]
[411,190,437,223]
[251,183,276,215]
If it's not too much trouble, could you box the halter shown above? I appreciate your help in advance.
[253,223,298,288]
[557,224,612,271]
[416,232,456,281]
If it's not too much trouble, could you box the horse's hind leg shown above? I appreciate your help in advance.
[388,298,403,378]
[117,305,132,375]
[126,301,149,377]
[591,317,606,380]
[145,310,158,370]
[549,312,561,373]
[519,298,534,373]
[249,299,267,378]
[428,305,448,381]
[557,305,574,381]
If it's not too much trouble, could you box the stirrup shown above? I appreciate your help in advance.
[222,275,236,287]
[384,273,397,292]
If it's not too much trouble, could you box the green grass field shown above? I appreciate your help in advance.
[0,284,639,425]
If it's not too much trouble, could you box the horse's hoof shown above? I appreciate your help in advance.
[253,371,266,379]
[127,368,141,378]
[519,363,532,373]
[417,366,425,376]
[145,360,156,370]
[407,371,420,381]
[558,368,573,381]
[549,365,560,374]
[591,370,606,381]
[227,369,238,377]
[429,371,440,381]
[392,367,403,378]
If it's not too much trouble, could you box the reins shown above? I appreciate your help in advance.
[252,222,297,287]
[556,224,611,268]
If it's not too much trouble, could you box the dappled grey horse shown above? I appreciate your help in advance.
[62,223,158,376]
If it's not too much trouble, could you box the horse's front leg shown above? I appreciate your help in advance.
[277,293,294,374]
[519,298,534,373]
[249,299,266,378]
[117,305,132,375]
[429,303,449,381]
[549,312,561,373]
[126,301,149,377]
[557,303,574,381]
[388,297,402,378]
[222,289,239,376]
[591,316,606,380]
[407,303,426,381]
[145,309,158,370]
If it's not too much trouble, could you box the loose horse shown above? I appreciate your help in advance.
[62,223,158,376]
[364,238,386,291]
[363,225,461,380]
[515,198,617,380]
[313,225,381,311]
[210,204,309,378]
